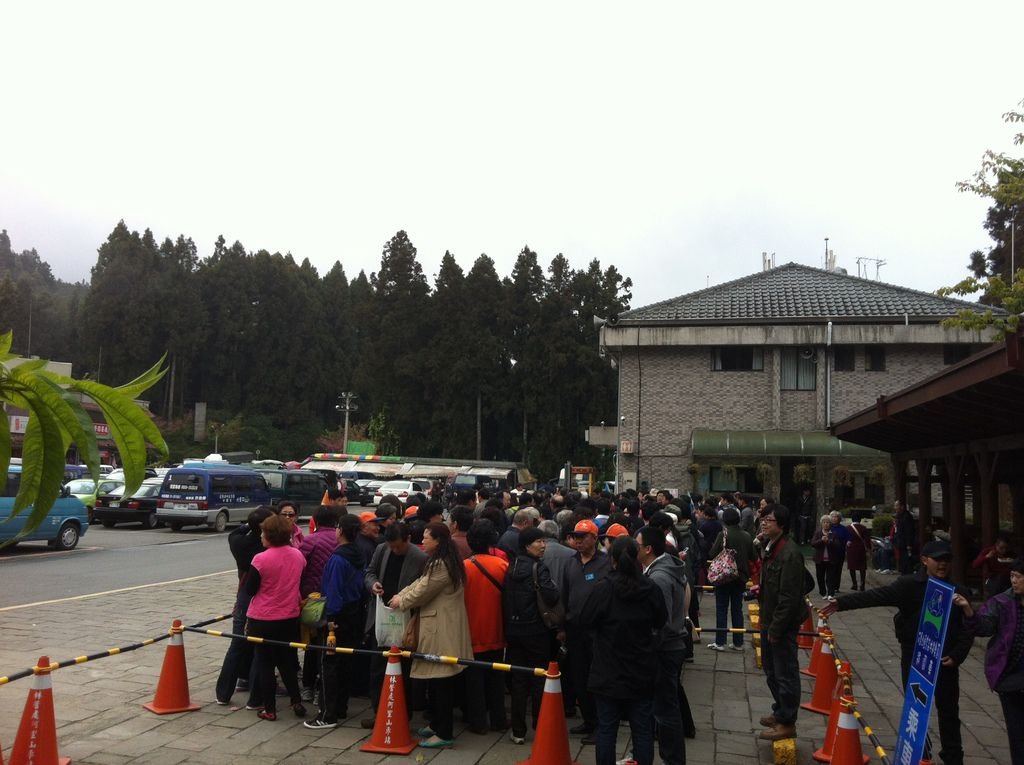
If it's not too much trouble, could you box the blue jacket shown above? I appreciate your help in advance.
[321,543,366,619]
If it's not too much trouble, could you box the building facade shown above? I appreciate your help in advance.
[600,263,994,513]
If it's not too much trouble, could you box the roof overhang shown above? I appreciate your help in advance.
[831,332,1024,455]
[691,429,886,458]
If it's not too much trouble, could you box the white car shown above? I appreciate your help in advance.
[373,480,431,506]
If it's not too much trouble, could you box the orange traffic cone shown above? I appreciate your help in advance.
[516,662,580,765]
[361,647,417,754]
[143,620,200,715]
[9,656,70,765]
[830,698,868,765]
[798,611,816,649]
[813,664,867,764]
[801,621,829,677]
[801,639,838,715]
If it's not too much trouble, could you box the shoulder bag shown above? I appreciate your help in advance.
[532,562,565,629]
[470,556,504,592]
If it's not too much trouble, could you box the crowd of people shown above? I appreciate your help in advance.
[210,480,1022,765]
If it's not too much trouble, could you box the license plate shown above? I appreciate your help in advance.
[172,503,190,510]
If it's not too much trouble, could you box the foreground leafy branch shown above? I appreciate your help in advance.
[0,330,168,540]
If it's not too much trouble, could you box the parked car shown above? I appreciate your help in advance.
[251,468,329,519]
[374,479,431,506]
[64,477,126,523]
[106,467,160,482]
[156,466,271,532]
[357,479,385,506]
[93,478,165,529]
[1,465,89,550]
[300,468,361,504]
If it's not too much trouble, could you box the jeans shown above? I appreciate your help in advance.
[761,627,800,725]
[426,675,457,740]
[594,694,655,765]
[900,646,962,765]
[215,586,256,704]
[316,615,363,722]
[714,581,745,647]
[849,567,866,590]
[506,634,551,737]
[653,649,686,765]
[566,626,596,729]
[999,690,1024,765]
[248,617,302,715]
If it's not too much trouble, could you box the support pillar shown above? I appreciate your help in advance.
[893,459,908,506]
[973,452,999,548]
[944,455,968,584]
[915,458,932,553]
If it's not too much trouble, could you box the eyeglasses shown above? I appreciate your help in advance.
[761,516,778,524]
[280,512,296,518]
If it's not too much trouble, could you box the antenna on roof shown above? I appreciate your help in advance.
[824,237,829,269]
[762,251,775,271]
[855,256,887,280]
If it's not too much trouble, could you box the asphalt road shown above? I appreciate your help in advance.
[0,525,236,609]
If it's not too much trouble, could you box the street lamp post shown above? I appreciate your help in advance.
[336,392,358,453]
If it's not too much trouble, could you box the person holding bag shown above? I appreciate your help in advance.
[388,523,473,749]
[707,506,755,651]
[503,526,561,744]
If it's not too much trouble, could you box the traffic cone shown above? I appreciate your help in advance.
[9,656,70,765]
[801,624,830,678]
[143,620,200,714]
[798,611,815,649]
[361,647,417,754]
[800,639,838,715]
[830,698,868,765]
[516,662,580,765]
[813,664,867,764]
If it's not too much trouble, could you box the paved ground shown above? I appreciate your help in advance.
[0,566,1009,765]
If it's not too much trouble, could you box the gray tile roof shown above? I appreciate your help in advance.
[618,262,1000,324]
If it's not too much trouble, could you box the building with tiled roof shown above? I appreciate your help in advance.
[599,262,996,519]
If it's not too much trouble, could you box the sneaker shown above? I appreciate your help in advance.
[303,718,337,730]
[300,688,314,702]
[707,643,726,652]
[215,699,229,706]
[245,703,264,711]
[729,644,744,652]
[510,732,526,745]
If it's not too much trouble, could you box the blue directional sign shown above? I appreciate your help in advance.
[893,577,955,765]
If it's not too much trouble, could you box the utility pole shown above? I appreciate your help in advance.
[336,392,358,453]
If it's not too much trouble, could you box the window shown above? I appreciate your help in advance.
[780,348,816,390]
[865,346,885,372]
[943,344,972,365]
[712,347,764,371]
[833,346,855,371]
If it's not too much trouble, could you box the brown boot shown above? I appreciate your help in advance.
[759,714,777,727]
[759,722,796,741]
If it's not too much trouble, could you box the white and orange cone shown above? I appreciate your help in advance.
[360,647,417,754]
[516,662,580,765]
[9,656,70,765]
[143,620,200,714]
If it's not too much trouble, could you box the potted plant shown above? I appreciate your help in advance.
[755,462,774,487]
[832,465,853,487]
[793,463,815,485]
[720,464,738,483]
[867,463,890,486]
[686,462,704,489]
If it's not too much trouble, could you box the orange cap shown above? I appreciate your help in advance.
[604,523,629,538]
[573,519,599,536]
[359,511,378,524]
[404,505,418,518]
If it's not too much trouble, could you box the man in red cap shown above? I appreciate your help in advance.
[562,518,611,742]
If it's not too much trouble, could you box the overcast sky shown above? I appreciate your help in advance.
[3,2,1022,309]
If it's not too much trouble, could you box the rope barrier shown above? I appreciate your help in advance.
[184,626,549,677]
[692,625,823,638]
[0,613,231,687]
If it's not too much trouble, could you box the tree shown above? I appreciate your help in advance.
[1,332,168,542]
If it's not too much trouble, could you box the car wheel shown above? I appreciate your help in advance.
[54,522,80,551]
[101,520,116,528]
[213,511,228,533]
[169,522,184,532]
[143,512,158,530]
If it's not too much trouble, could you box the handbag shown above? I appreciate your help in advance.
[401,611,420,651]
[375,595,409,647]
[300,593,326,627]
[707,532,740,584]
[532,562,565,629]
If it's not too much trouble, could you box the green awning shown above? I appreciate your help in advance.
[690,430,886,457]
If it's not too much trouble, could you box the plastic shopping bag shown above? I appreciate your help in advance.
[374,595,409,648]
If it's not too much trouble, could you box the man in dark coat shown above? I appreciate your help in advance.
[893,499,919,574]
[822,539,972,765]
[757,504,808,741]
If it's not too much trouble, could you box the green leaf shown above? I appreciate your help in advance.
[15,370,101,484]
[0,330,11,356]
[70,379,168,497]
[7,389,66,529]
[0,420,10,495]
[112,355,168,401]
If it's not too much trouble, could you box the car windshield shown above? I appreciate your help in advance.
[381,481,410,491]
[66,479,97,493]
[134,484,163,498]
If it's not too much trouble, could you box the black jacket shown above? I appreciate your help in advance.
[580,571,667,699]
[835,570,973,665]
[228,523,265,580]
[503,554,559,637]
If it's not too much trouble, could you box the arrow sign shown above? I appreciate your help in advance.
[910,683,928,705]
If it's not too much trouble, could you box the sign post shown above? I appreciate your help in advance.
[893,576,955,765]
